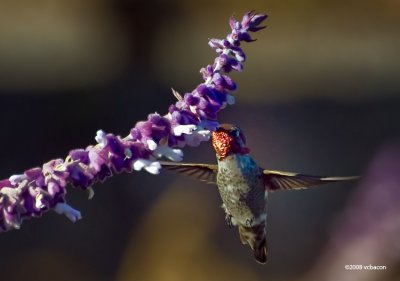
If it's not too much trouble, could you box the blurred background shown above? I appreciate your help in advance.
[0,0,399,280]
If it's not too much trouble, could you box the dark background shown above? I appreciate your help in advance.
[0,1,399,280]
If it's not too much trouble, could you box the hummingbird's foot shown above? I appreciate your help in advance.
[245,218,253,227]
[225,214,233,228]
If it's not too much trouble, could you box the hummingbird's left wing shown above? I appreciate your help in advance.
[160,161,218,184]
[262,170,359,191]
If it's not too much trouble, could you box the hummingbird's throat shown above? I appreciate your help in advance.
[212,131,250,160]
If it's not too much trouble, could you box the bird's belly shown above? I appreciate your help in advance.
[217,176,266,226]
[216,154,267,226]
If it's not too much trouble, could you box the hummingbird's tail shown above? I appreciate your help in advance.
[238,224,268,264]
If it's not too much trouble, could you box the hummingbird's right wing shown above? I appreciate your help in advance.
[262,169,359,191]
[160,161,218,184]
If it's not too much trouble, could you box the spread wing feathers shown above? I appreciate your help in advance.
[263,169,359,191]
[160,161,218,184]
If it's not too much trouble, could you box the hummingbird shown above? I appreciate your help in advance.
[160,124,358,264]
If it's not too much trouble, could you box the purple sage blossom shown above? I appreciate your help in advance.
[0,11,267,233]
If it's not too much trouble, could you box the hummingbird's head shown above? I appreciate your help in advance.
[211,124,250,160]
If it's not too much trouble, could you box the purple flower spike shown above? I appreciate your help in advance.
[184,93,200,106]
[227,11,268,43]
[0,11,267,232]
[245,13,268,32]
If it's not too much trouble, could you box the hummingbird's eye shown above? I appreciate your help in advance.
[231,128,240,137]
